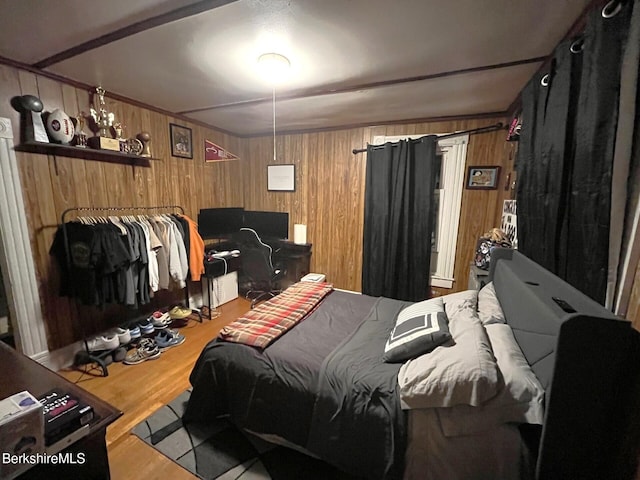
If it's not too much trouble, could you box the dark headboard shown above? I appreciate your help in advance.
[488,249,640,480]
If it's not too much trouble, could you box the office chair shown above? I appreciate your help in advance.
[236,228,284,308]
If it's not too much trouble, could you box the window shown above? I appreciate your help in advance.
[372,134,469,288]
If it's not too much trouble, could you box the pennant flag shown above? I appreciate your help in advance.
[205,140,239,162]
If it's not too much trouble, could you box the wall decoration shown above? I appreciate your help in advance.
[205,139,238,162]
[466,166,500,190]
[170,123,193,159]
[501,200,518,249]
[267,164,295,191]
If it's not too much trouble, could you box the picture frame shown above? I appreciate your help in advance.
[169,123,193,159]
[466,166,501,190]
[267,164,295,191]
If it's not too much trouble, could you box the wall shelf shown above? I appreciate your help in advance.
[15,141,152,167]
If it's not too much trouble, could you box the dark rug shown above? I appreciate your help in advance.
[132,389,358,480]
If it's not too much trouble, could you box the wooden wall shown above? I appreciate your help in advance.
[0,63,244,349]
[242,118,515,295]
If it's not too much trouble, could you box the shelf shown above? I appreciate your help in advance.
[15,141,152,167]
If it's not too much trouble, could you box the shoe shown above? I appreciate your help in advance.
[112,346,127,362]
[169,306,192,320]
[138,319,155,335]
[86,335,119,352]
[124,339,160,365]
[151,311,172,330]
[115,327,131,345]
[155,329,186,351]
[129,325,141,340]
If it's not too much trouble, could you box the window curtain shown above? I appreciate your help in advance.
[362,136,438,301]
[516,1,633,304]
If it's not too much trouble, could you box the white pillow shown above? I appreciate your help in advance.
[478,281,506,325]
[398,289,501,408]
[437,322,545,436]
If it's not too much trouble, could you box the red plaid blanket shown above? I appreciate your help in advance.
[218,281,334,348]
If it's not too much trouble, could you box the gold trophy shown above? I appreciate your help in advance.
[88,86,120,151]
[136,131,152,157]
[74,112,88,148]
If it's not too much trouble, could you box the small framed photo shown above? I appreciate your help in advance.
[466,166,501,190]
[169,123,193,159]
[267,164,295,191]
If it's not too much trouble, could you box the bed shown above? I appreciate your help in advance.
[184,249,640,480]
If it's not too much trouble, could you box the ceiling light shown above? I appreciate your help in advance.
[257,52,291,83]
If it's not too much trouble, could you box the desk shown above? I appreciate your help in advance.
[272,241,312,289]
[0,342,121,479]
[206,240,312,291]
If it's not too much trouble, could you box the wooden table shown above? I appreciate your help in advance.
[0,342,121,479]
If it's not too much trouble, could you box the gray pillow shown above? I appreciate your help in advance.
[478,281,506,325]
[383,298,451,363]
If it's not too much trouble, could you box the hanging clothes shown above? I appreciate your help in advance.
[180,214,206,282]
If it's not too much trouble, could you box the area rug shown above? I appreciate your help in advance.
[132,389,359,480]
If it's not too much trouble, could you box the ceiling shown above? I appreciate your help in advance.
[0,0,591,137]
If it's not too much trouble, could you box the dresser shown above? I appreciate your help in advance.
[0,342,121,479]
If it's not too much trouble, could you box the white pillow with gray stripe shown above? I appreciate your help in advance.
[383,297,451,363]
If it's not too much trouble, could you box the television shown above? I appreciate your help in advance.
[197,207,244,239]
[243,211,289,240]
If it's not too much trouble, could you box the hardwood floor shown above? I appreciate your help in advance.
[58,298,251,480]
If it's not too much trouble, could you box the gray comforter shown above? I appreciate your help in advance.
[184,291,409,479]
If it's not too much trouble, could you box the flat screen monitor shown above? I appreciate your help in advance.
[243,211,289,240]
[197,207,244,239]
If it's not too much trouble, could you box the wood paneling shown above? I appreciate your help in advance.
[0,64,244,349]
[242,118,513,294]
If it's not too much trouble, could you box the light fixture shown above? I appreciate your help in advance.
[257,53,291,163]
[257,53,291,84]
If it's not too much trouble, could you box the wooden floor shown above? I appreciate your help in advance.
[58,297,251,480]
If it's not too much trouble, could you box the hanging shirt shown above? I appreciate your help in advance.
[180,214,206,282]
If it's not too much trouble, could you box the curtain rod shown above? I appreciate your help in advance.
[351,122,505,154]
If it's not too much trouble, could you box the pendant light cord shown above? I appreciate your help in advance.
[272,86,276,162]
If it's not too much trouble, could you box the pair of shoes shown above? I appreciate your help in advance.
[129,325,141,340]
[87,335,119,352]
[137,319,155,335]
[124,339,160,365]
[115,327,131,345]
[151,311,172,330]
[155,329,186,351]
[169,305,192,320]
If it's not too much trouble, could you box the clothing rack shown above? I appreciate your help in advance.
[60,204,189,376]
[351,122,505,154]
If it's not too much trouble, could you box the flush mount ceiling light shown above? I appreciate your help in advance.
[257,52,291,84]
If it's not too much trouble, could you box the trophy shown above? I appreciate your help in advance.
[10,94,49,144]
[88,86,120,151]
[113,122,127,152]
[73,113,88,148]
[136,131,152,157]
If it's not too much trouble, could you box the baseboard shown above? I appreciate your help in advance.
[334,288,362,295]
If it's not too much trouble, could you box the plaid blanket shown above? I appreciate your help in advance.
[218,281,334,348]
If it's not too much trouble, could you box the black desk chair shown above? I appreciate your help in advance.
[236,227,284,308]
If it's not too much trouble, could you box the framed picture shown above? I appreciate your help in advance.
[267,164,295,191]
[466,166,501,190]
[169,123,193,159]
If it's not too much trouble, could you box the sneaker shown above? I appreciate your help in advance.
[155,329,186,351]
[115,327,131,345]
[129,325,141,340]
[169,305,192,320]
[87,335,119,352]
[124,339,160,365]
[151,311,172,330]
[138,319,155,335]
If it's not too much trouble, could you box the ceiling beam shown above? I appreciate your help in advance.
[32,0,239,69]
[178,56,546,115]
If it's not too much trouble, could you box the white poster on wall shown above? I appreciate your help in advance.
[501,200,518,249]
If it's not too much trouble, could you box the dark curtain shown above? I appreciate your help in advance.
[362,136,438,301]
[517,3,632,304]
